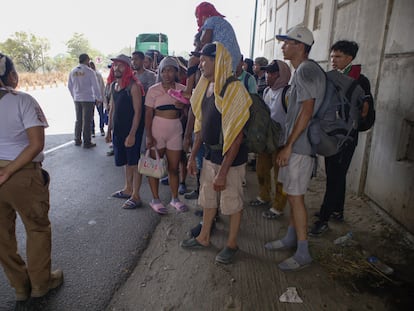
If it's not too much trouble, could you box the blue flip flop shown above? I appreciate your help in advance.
[111,190,131,199]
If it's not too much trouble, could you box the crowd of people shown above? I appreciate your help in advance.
[0,1,374,303]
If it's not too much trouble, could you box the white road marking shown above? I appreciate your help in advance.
[44,141,74,154]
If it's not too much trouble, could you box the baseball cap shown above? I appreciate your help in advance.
[261,60,279,73]
[190,43,216,58]
[110,54,131,67]
[276,25,314,46]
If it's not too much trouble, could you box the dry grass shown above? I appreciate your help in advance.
[316,243,400,291]
[18,72,67,90]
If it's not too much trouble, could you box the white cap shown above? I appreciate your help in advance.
[276,25,314,46]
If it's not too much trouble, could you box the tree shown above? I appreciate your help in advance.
[0,32,50,72]
[66,33,91,59]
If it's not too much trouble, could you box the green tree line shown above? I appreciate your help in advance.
[0,32,127,74]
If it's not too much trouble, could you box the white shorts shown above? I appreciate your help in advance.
[278,153,314,196]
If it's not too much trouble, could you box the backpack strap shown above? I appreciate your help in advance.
[281,85,290,113]
[263,86,270,99]
[219,76,239,97]
[243,73,249,90]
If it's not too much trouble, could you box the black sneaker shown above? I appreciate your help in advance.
[314,211,344,222]
[331,212,344,222]
[184,190,199,200]
[309,221,329,237]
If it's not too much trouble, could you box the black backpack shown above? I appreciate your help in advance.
[308,62,366,157]
[356,74,375,132]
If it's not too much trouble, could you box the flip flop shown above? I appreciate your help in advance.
[149,201,168,215]
[170,200,189,212]
[122,198,142,209]
[167,89,190,105]
[180,237,208,249]
[111,190,131,199]
[278,256,312,271]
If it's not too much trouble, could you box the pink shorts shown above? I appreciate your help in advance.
[150,116,183,150]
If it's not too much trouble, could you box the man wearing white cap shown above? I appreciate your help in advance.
[265,25,326,271]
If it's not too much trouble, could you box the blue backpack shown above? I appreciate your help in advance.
[308,62,366,157]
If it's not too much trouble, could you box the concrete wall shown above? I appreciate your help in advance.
[253,0,414,233]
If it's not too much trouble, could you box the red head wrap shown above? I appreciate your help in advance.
[107,62,145,95]
[195,2,225,30]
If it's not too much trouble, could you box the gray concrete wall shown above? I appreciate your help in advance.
[253,0,414,233]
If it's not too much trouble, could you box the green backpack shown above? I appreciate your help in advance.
[216,76,283,154]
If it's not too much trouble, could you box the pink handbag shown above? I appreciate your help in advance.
[138,149,167,179]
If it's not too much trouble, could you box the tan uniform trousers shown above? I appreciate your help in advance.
[0,163,51,292]
[255,151,287,212]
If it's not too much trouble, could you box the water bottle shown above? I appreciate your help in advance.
[367,256,394,275]
[333,231,353,245]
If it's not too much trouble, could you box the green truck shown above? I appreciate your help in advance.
[135,33,168,56]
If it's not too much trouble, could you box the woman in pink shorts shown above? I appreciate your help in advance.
[145,57,189,214]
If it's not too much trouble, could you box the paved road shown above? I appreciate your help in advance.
[0,87,163,310]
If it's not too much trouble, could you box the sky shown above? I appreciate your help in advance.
[1,0,256,61]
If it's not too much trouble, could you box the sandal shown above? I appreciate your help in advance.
[170,200,188,212]
[249,197,269,207]
[278,256,312,271]
[215,246,239,264]
[149,201,168,215]
[167,89,190,105]
[122,198,142,209]
[111,190,131,199]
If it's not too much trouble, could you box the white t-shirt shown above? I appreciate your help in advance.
[263,87,287,140]
[0,90,49,162]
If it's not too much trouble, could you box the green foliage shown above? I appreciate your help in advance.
[0,32,50,72]
[66,33,90,59]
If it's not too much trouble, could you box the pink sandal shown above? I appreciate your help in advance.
[149,201,168,215]
[170,200,188,212]
[167,89,190,105]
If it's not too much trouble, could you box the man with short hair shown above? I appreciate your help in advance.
[235,55,257,94]
[106,54,145,209]
[132,51,156,94]
[249,60,291,221]
[68,53,102,148]
[310,40,373,235]
[180,42,252,264]
[267,25,326,271]
[253,56,269,98]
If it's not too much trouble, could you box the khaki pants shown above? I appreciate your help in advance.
[0,166,51,292]
[74,101,95,144]
[255,151,287,212]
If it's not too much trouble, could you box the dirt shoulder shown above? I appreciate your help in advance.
[107,169,414,311]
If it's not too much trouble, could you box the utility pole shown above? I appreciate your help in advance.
[251,0,258,58]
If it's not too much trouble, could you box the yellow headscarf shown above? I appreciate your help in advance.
[190,42,252,154]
